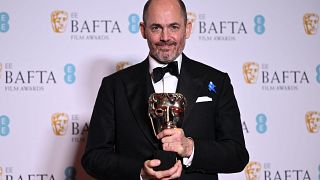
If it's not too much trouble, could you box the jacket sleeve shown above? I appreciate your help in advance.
[81,76,143,180]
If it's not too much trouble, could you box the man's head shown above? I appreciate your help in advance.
[140,0,192,64]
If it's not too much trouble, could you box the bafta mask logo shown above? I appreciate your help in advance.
[116,61,130,72]
[303,13,319,35]
[51,112,69,136]
[245,161,262,180]
[243,62,259,84]
[305,111,320,133]
[187,12,197,31]
[51,10,68,33]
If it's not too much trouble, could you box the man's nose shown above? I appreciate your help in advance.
[160,28,169,41]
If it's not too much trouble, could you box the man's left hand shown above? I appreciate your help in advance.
[157,128,194,158]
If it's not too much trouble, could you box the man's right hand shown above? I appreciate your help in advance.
[140,159,182,180]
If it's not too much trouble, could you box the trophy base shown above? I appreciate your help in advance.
[153,150,176,171]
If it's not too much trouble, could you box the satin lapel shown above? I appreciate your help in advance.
[124,59,158,148]
[176,55,205,126]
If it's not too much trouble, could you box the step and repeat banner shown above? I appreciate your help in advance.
[1,0,319,179]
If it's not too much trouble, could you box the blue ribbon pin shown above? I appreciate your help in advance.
[208,81,216,93]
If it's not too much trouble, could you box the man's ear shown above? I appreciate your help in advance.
[140,22,147,39]
[185,20,192,39]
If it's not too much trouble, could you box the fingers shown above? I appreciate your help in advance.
[157,128,184,140]
[166,160,182,179]
[156,128,193,157]
[141,159,159,178]
[141,160,182,180]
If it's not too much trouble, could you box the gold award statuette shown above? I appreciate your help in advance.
[148,93,186,171]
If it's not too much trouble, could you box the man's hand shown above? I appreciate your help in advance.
[141,159,182,180]
[157,128,194,158]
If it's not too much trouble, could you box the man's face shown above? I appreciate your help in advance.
[140,0,192,63]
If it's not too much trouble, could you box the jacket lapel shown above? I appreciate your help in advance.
[176,54,206,126]
[123,59,159,149]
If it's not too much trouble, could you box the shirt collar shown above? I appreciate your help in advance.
[148,54,182,74]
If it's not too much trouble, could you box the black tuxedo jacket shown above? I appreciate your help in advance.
[82,54,249,180]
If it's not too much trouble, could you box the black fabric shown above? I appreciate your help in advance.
[152,61,179,83]
[153,150,177,171]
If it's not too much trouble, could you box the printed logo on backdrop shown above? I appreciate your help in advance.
[240,114,265,134]
[190,12,264,41]
[116,61,131,71]
[245,161,311,180]
[242,120,249,134]
[0,12,9,33]
[316,64,320,84]
[245,161,262,180]
[305,111,320,133]
[0,63,76,92]
[0,63,3,79]
[128,13,140,34]
[64,64,76,84]
[51,112,89,143]
[318,165,320,180]
[51,10,122,40]
[256,113,267,134]
[51,10,68,33]
[187,12,197,31]
[303,13,319,35]
[0,115,10,136]
[242,62,310,91]
[64,167,76,180]
[254,15,266,35]
[0,166,55,180]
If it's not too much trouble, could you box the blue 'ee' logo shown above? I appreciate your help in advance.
[0,115,10,136]
[254,15,265,35]
[0,12,10,33]
[65,166,76,180]
[316,64,320,84]
[64,64,76,84]
[318,164,320,180]
[128,13,140,34]
[256,113,267,134]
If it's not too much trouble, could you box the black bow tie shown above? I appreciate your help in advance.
[152,61,179,83]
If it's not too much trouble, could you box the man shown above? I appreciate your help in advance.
[81,0,249,179]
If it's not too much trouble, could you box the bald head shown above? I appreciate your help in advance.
[143,0,187,25]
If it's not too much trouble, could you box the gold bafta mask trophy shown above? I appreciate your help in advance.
[148,93,186,171]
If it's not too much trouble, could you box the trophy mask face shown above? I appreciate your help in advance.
[148,93,186,135]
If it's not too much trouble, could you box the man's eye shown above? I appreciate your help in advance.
[151,26,161,32]
[170,26,180,31]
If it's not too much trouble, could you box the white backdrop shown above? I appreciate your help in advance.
[0,0,319,179]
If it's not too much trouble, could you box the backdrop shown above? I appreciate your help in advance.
[1,0,319,179]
